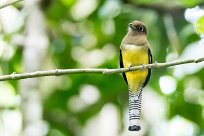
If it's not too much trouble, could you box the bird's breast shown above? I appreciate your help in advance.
[122,44,148,66]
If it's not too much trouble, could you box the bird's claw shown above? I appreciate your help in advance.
[142,64,145,70]
[128,66,131,71]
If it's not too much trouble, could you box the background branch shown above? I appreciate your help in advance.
[122,0,204,17]
[0,0,22,9]
[122,0,185,15]
[0,57,204,81]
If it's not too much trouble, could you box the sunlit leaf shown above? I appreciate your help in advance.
[195,15,204,34]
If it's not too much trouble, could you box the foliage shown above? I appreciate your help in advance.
[196,15,204,34]
[0,0,204,136]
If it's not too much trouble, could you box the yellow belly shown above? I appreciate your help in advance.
[122,45,149,93]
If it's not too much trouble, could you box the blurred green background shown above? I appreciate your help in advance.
[0,0,204,136]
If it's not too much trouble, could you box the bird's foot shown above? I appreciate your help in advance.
[128,66,132,71]
[141,64,145,70]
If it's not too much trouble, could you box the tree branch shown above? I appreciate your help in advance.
[122,0,185,14]
[0,0,22,9]
[1,57,204,81]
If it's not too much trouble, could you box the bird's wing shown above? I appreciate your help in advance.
[120,49,127,84]
[142,48,152,87]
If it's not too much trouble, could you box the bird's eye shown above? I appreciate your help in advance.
[138,26,144,32]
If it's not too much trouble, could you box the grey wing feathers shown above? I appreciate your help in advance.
[120,49,127,84]
[142,48,152,87]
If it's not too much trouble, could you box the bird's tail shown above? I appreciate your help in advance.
[128,88,142,131]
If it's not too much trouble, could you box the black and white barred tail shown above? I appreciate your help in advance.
[128,88,142,131]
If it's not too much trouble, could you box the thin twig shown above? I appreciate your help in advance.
[0,57,204,81]
[0,0,22,9]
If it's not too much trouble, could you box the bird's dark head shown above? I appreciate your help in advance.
[128,21,147,35]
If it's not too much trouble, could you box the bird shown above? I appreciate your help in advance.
[120,20,152,131]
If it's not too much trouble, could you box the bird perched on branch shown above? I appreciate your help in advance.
[120,20,152,131]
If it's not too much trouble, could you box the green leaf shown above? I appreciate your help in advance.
[60,0,75,7]
[195,15,204,35]
[179,0,201,7]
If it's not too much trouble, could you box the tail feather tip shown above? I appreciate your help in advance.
[128,125,141,131]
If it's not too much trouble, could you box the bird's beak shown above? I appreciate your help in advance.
[129,23,136,30]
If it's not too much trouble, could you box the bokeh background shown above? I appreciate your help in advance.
[0,0,204,136]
